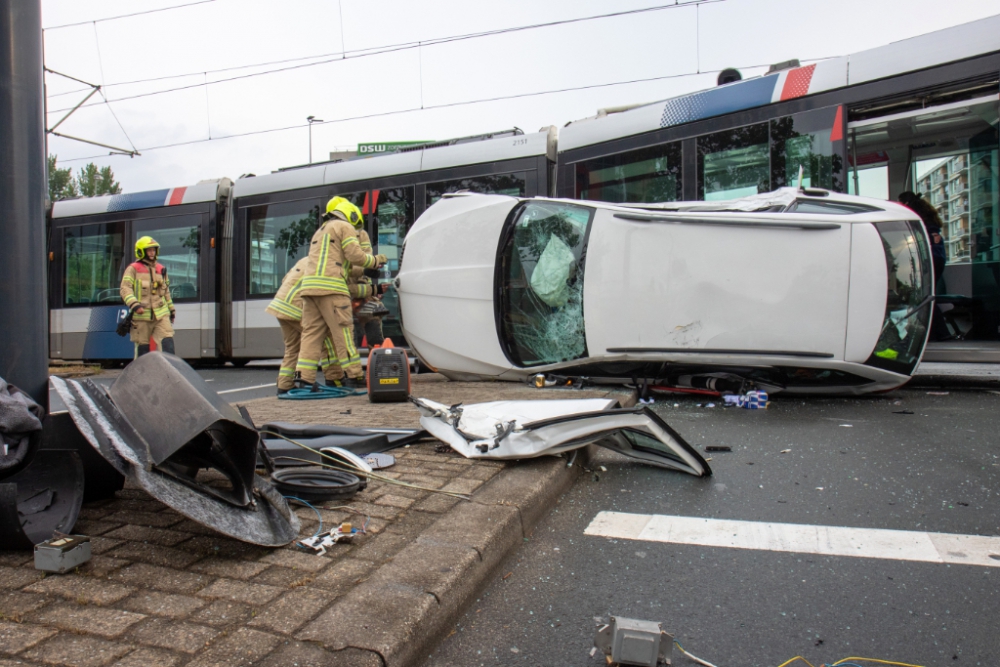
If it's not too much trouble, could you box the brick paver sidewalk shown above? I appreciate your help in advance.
[1,375,622,667]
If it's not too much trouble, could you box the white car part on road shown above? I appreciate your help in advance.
[412,398,711,477]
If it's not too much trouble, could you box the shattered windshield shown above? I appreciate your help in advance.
[864,220,933,376]
[497,201,593,367]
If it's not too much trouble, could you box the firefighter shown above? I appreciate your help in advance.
[266,257,354,395]
[295,198,385,389]
[120,236,176,357]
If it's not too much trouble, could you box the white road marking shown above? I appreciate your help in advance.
[216,383,277,394]
[584,512,1000,568]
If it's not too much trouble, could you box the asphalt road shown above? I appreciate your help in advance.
[427,387,1000,667]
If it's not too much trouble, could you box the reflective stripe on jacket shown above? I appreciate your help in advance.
[120,260,173,321]
[345,229,376,300]
[298,213,377,297]
[265,257,309,321]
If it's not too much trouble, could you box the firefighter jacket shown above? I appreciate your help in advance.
[298,214,378,298]
[345,230,377,301]
[120,260,174,321]
[265,257,309,322]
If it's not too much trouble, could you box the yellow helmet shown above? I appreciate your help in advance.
[324,196,364,229]
[135,236,160,260]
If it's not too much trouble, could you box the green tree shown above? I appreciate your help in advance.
[47,155,123,200]
[47,154,78,201]
[75,162,122,197]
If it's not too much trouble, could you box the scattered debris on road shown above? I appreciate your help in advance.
[51,354,300,546]
[594,616,673,666]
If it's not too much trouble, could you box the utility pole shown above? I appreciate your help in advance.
[307,115,323,163]
[0,0,47,408]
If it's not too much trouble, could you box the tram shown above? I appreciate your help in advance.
[49,128,557,362]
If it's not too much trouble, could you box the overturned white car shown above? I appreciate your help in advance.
[396,189,932,395]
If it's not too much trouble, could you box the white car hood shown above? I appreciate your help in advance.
[413,397,711,476]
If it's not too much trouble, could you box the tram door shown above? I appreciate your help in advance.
[132,213,211,358]
[848,94,1000,361]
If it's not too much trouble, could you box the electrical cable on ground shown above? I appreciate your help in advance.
[674,639,720,667]
[831,659,925,667]
[776,657,818,667]
[45,0,724,111]
[259,431,472,500]
[670,639,926,667]
[282,495,322,537]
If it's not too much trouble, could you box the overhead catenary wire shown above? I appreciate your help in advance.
[44,68,139,156]
[44,0,217,31]
[52,56,833,163]
[45,0,724,111]
[90,22,139,155]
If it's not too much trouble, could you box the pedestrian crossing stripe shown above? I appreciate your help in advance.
[584,512,1000,568]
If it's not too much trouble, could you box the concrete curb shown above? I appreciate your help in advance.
[295,388,636,666]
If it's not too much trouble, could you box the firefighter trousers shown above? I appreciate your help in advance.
[296,295,360,382]
[279,319,343,389]
[130,316,174,356]
[277,319,301,390]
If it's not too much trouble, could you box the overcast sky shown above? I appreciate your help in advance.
[42,0,1000,193]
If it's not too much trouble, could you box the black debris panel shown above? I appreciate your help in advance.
[51,353,299,546]
[259,422,427,467]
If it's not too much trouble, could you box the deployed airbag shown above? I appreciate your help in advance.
[529,234,575,307]
[412,398,711,476]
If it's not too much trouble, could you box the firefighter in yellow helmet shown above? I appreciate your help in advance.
[295,197,385,389]
[266,257,358,395]
[120,236,176,357]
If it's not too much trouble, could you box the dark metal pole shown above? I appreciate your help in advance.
[0,0,48,408]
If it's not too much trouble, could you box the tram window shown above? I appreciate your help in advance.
[698,123,769,200]
[425,173,527,207]
[771,107,843,191]
[63,223,125,306]
[574,143,681,203]
[140,223,201,301]
[246,199,321,297]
